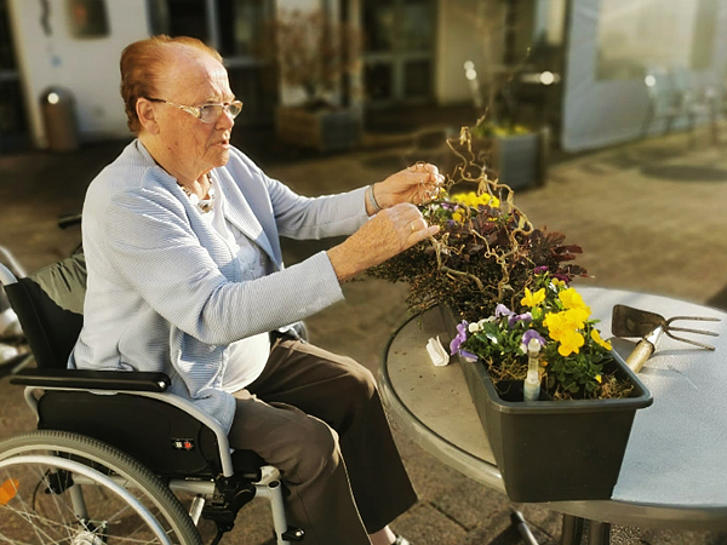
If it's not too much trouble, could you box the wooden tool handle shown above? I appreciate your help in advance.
[626,339,655,373]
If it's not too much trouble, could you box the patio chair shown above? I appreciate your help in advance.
[642,67,684,135]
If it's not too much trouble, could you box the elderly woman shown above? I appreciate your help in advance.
[71,35,442,545]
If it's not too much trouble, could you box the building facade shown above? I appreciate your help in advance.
[3,0,507,150]
[2,0,725,152]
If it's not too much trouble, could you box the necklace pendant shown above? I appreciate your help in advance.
[179,181,215,213]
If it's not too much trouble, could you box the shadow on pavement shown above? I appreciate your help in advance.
[707,284,727,310]
[640,164,727,182]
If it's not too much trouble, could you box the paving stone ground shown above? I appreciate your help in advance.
[1,122,727,544]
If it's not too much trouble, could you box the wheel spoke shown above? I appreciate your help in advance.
[0,432,201,545]
[0,467,64,545]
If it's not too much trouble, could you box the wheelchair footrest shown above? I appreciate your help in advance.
[202,474,257,532]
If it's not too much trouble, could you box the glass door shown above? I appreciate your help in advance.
[0,0,28,152]
[216,0,276,127]
[148,0,276,126]
[362,0,435,106]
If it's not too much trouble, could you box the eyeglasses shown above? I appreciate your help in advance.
[145,97,243,123]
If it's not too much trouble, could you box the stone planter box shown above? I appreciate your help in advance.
[275,106,361,152]
[489,127,549,190]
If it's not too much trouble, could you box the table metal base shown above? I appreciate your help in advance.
[561,515,611,545]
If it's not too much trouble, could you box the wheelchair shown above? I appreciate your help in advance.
[0,259,305,545]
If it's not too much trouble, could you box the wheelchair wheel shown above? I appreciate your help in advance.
[0,430,202,545]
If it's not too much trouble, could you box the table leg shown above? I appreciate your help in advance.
[511,509,540,545]
[559,516,611,545]
[588,521,611,545]
[560,514,584,545]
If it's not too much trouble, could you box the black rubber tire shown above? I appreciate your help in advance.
[0,430,203,545]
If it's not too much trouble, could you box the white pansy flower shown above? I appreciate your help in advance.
[469,317,495,333]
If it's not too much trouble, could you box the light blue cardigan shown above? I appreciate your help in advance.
[70,140,369,432]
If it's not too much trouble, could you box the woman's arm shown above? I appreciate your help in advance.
[102,187,345,345]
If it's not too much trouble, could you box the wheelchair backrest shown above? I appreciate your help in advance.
[4,252,86,369]
[5,276,83,369]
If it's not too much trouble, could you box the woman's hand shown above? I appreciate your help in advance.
[327,203,439,281]
[368,162,444,213]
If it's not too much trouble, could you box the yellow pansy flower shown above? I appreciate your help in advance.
[452,211,463,223]
[565,307,588,330]
[543,310,587,356]
[558,287,590,314]
[520,287,546,308]
[545,309,586,333]
[451,191,500,209]
[543,311,562,333]
[595,374,602,384]
[557,330,585,356]
[590,328,613,351]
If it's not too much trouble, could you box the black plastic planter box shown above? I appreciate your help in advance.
[443,307,653,502]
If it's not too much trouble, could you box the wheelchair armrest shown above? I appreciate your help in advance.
[10,368,170,392]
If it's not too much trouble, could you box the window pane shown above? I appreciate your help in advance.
[363,0,395,52]
[365,62,393,100]
[403,60,430,98]
[400,0,432,51]
[691,0,718,69]
[67,0,110,38]
[227,65,276,125]
[596,0,703,80]
[533,0,562,45]
[0,80,25,134]
[0,0,17,70]
[165,0,208,42]
[218,0,269,57]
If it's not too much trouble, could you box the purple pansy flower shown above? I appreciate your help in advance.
[534,265,549,274]
[495,304,513,318]
[459,350,479,362]
[521,329,546,351]
[508,312,533,328]
[449,320,469,355]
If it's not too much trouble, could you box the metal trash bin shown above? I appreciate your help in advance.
[40,87,79,152]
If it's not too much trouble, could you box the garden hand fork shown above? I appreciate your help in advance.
[611,304,720,373]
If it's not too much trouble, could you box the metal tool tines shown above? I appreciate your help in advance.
[612,304,721,351]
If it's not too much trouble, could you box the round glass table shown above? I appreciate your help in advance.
[379,287,727,543]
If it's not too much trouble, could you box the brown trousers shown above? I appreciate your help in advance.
[227,338,417,545]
